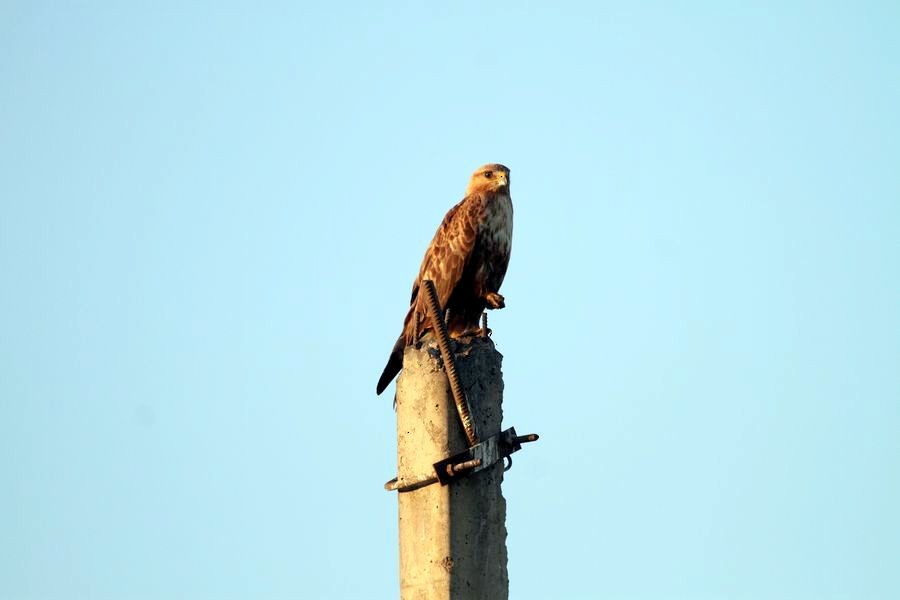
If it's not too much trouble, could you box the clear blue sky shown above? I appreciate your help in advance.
[2,2,898,599]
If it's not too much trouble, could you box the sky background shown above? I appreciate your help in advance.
[2,2,899,599]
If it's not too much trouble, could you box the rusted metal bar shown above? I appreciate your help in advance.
[421,279,478,448]
[384,473,440,493]
[448,458,482,476]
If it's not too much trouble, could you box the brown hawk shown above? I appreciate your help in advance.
[376,163,513,395]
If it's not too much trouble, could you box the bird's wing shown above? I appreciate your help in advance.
[403,195,480,342]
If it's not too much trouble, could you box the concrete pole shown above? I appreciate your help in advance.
[395,335,508,600]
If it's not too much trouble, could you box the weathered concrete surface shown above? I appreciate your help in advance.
[396,335,508,600]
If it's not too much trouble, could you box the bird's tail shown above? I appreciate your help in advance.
[376,334,405,395]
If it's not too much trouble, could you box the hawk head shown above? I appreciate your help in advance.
[466,163,510,196]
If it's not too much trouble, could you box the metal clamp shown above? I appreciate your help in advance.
[432,427,539,485]
[385,427,538,492]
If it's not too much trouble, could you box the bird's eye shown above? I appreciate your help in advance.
[484,171,494,179]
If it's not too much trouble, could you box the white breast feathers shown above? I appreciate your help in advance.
[483,194,513,252]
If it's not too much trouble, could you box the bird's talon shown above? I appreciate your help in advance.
[484,292,505,309]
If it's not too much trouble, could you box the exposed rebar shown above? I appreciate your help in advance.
[422,279,478,447]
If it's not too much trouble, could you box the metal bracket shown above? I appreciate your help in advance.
[384,428,539,492]
[433,427,539,485]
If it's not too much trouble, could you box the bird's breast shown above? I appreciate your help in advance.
[481,194,513,253]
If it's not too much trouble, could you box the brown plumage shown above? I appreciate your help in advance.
[376,163,514,395]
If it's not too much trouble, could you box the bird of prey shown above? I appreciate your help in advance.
[376,163,513,395]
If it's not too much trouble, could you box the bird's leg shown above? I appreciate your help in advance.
[483,292,505,309]
[445,312,466,339]
[447,312,485,339]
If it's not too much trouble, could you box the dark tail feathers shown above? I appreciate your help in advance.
[376,335,405,395]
